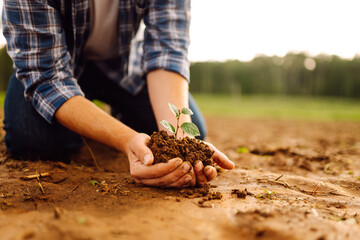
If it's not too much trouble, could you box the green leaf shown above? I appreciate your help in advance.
[180,122,200,137]
[181,107,193,115]
[237,147,249,153]
[264,189,274,195]
[160,120,175,134]
[168,103,179,118]
[90,180,99,186]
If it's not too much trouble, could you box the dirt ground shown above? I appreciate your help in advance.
[1,116,360,240]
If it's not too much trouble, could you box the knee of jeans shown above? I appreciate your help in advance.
[196,123,207,141]
[190,112,207,140]
[4,128,84,156]
[4,132,16,155]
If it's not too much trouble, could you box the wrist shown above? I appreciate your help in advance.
[114,130,137,156]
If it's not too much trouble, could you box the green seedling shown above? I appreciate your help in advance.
[264,189,274,195]
[256,189,275,199]
[160,103,200,138]
[90,180,99,186]
[237,147,249,154]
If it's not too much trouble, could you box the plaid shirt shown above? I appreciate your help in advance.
[2,0,191,123]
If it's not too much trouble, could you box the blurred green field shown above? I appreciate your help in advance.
[0,92,359,121]
[0,92,5,108]
[193,94,360,121]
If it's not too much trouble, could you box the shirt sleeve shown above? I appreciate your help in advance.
[2,0,84,124]
[143,0,191,82]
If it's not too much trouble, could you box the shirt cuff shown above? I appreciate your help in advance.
[144,51,190,82]
[32,78,84,124]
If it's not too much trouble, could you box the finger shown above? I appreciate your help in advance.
[130,157,183,179]
[204,166,217,182]
[137,162,191,187]
[205,142,235,169]
[130,133,154,166]
[188,167,196,187]
[194,161,208,185]
[166,171,195,188]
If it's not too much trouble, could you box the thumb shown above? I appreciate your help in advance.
[142,151,154,166]
[131,133,154,166]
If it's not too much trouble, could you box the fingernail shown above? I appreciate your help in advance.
[144,154,152,165]
[175,159,182,167]
[182,163,191,173]
[205,167,212,175]
[184,176,192,183]
[194,161,203,171]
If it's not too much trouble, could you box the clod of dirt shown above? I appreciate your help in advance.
[180,185,211,199]
[231,188,248,198]
[197,191,223,208]
[148,130,214,166]
[178,184,222,207]
[198,191,223,204]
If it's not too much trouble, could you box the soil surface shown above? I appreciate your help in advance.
[148,130,214,166]
[1,116,360,240]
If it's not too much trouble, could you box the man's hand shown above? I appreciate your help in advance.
[127,134,235,188]
[55,96,233,188]
[193,142,235,185]
[146,69,235,186]
[127,133,196,188]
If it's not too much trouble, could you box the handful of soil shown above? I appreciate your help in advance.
[148,130,214,166]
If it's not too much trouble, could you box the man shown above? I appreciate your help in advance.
[2,0,234,188]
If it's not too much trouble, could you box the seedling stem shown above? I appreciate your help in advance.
[160,103,200,138]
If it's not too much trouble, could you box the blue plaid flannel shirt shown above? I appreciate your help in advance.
[2,0,191,123]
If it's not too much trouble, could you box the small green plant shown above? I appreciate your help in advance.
[89,180,99,186]
[237,147,249,154]
[160,103,200,138]
[256,189,275,199]
[264,189,274,195]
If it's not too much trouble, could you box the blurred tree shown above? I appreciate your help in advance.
[0,46,12,91]
[189,52,360,99]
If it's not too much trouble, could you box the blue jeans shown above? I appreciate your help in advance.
[3,61,207,159]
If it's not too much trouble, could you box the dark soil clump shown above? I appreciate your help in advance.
[148,130,214,166]
[231,188,248,198]
[179,184,212,199]
[178,184,223,206]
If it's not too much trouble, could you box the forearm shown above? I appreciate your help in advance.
[147,69,191,136]
[55,96,137,155]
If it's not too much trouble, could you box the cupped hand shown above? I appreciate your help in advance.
[127,133,196,188]
[193,141,235,185]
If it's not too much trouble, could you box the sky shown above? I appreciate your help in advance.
[1,0,360,62]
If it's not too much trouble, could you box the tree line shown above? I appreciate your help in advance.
[0,47,359,99]
[190,53,360,99]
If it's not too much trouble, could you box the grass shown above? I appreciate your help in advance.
[0,92,5,108]
[0,91,358,121]
[193,94,360,121]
